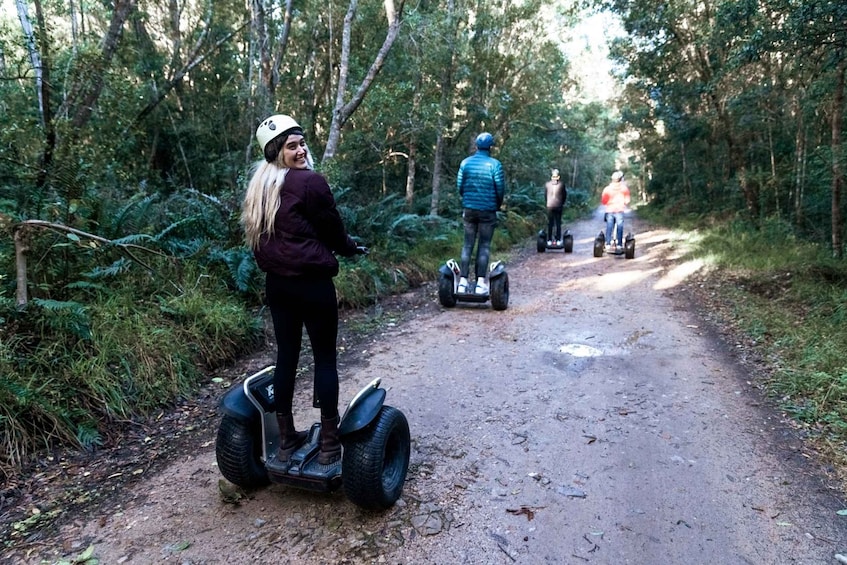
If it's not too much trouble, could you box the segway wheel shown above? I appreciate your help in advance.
[215,415,270,489]
[624,235,635,259]
[537,234,546,253]
[342,405,411,511]
[438,274,457,307]
[563,234,574,253]
[593,232,605,258]
[490,272,509,311]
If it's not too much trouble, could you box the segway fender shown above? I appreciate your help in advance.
[220,385,259,425]
[220,365,275,424]
[439,264,454,278]
[339,386,386,436]
[488,261,507,279]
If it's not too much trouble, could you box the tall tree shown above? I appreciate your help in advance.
[322,0,405,162]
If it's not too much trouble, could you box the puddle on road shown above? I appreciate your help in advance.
[558,343,604,357]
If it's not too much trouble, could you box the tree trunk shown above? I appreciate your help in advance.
[270,0,294,92]
[61,0,138,131]
[255,0,271,97]
[405,139,417,209]
[792,93,806,228]
[429,0,458,217]
[33,0,55,190]
[680,141,690,200]
[14,228,28,308]
[831,56,845,258]
[17,0,55,189]
[133,21,247,126]
[430,134,445,217]
[571,156,578,189]
[322,0,404,163]
[16,0,44,123]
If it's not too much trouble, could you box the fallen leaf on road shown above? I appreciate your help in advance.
[506,506,543,520]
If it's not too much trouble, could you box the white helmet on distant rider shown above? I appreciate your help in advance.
[612,171,624,182]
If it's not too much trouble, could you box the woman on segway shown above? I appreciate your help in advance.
[242,114,366,470]
[601,170,631,251]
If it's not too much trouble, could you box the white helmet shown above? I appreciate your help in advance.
[256,114,303,151]
[612,170,624,181]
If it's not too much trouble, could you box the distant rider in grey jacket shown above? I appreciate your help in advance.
[456,132,506,295]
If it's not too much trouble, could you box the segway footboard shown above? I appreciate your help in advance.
[267,424,342,492]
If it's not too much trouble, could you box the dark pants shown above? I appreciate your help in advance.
[547,206,563,240]
[266,273,339,419]
[460,208,497,279]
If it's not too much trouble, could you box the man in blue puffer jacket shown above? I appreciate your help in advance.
[456,132,506,295]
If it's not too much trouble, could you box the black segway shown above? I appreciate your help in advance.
[536,229,574,253]
[593,230,635,259]
[215,367,410,511]
[437,259,509,310]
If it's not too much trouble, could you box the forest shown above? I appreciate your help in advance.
[0,0,846,479]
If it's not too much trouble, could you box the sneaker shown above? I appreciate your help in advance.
[475,280,489,295]
[604,244,611,251]
[547,240,553,246]
[457,277,469,293]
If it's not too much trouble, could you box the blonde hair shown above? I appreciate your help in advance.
[242,161,288,250]
[241,144,315,250]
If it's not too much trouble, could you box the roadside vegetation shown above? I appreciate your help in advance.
[641,207,847,481]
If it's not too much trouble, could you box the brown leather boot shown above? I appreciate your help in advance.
[317,414,341,464]
[275,413,307,462]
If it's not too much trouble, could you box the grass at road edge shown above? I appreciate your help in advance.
[640,206,847,489]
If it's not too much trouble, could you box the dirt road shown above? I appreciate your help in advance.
[11,210,847,564]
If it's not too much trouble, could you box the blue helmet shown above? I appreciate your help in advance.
[476,132,494,149]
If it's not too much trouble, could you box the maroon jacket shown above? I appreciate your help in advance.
[253,168,358,278]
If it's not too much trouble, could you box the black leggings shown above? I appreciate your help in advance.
[266,273,339,419]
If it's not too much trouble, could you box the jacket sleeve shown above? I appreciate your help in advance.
[601,186,610,206]
[494,162,505,208]
[457,162,465,196]
[307,175,359,257]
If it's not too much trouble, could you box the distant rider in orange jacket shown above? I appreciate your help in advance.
[600,170,631,250]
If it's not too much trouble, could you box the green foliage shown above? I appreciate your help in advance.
[30,298,92,341]
[657,209,847,450]
[606,0,847,249]
[0,260,262,474]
